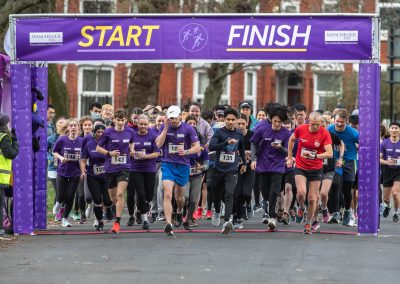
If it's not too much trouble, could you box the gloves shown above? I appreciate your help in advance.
[11,128,17,141]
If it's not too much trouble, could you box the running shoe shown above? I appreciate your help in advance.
[193,207,203,220]
[276,209,284,223]
[348,217,357,227]
[72,211,81,221]
[79,214,87,224]
[205,210,213,220]
[296,208,305,224]
[342,210,351,226]
[157,211,165,221]
[262,213,270,224]
[111,221,120,233]
[52,202,60,215]
[135,211,142,224]
[322,209,330,223]
[267,218,277,231]
[164,223,175,237]
[126,216,135,226]
[85,204,93,219]
[211,212,221,226]
[383,206,391,218]
[282,212,290,225]
[221,221,233,235]
[253,204,263,213]
[150,212,158,223]
[189,218,198,227]
[96,222,104,231]
[289,209,296,222]
[311,220,320,232]
[233,219,243,230]
[393,213,399,222]
[304,223,312,234]
[182,221,191,230]
[55,207,65,222]
[142,221,149,230]
[93,219,99,228]
[61,218,72,227]
[328,212,340,224]
[247,205,253,218]
[174,212,183,228]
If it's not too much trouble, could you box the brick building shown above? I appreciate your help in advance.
[55,0,389,117]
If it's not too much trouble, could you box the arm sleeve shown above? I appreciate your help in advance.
[208,130,228,151]
[81,145,89,160]
[0,135,19,159]
[251,142,259,161]
[205,122,214,144]
[238,135,246,164]
[52,137,62,153]
[97,132,108,148]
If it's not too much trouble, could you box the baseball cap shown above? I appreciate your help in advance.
[238,101,253,111]
[216,110,225,117]
[167,105,181,118]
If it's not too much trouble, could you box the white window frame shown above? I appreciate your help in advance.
[192,69,230,105]
[281,0,300,13]
[80,0,116,13]
[313,72,342,110]
[244,70,257,110]
[77,65,114,117]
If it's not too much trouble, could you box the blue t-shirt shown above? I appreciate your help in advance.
[328,124,358,161]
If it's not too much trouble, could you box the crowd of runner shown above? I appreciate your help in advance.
[46,100,400,236]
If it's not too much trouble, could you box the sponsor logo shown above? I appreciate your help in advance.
[179,23,208,52]
[29,32,63,45]
[324,31,358,44]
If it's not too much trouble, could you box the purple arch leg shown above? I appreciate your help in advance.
[31,67,48,230]
[358,63,380,235]
[11,64,33,235]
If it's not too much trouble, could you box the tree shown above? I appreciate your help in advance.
[126,0,169,110]
[0,0,69,117]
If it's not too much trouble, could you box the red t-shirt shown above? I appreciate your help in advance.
[293,124,332,170]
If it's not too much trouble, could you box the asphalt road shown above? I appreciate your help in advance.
[1,211,399,284]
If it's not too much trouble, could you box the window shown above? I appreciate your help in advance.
[81,0,115,13]
[314,73,342,110]
[244,71,257,109]
[380,2,400,40]
[193,70,230,105]
[281,0,300,13]
[78,67,114,117]
[323,0,338,13]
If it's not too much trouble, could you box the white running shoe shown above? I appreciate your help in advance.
[85,204,93,219]
[93,219,99,228]
[52,202,60,215]
[221,221,233,235]
[267,218,277,231]
[212,212,221,226]
[62,218,72,227]
[348,217,357,227]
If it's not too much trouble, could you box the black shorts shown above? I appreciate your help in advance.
[294,168,323,182]
[106,170,130,189]
[284,171,296,188]
[382,167,400,187]
[353,172,358,190]
[323,171,335,181]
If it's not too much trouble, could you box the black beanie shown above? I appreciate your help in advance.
[93,124,106,133]
[0,113,10,128]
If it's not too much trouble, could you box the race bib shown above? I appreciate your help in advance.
[392,158,400,166]
[134,149,146,159]
[300,148,317,160]
[64,152,80,161]
[219,152,235,163]
[111,155,127,165]
[168,143,184,154]
[190,166,201,176]
[93,165,105,175]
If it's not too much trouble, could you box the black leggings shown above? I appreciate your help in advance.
[234,167,255,219]
[259,172,283,219]
[133,172,156,214]
[56,176,80,219]
[86,175,112,221]
[74,180,86,213]
[343,181,353,210]
[127,171,136,216]
[253,173,261,205]
[328,173,343,213]
[211,169,238,222]
[206,168,214,211]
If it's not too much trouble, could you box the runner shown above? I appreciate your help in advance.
[327,110,359,226]
[209,108,247,235]
[189,102,213,146]
[80,124,111,231]
[131,115,160,230]
[286,112,333,234]
[250,105,290,231]
[380,121,400,222]
[96,109,135,233]
[156,105,201,237]
[238,101,258,130]
[52,118,83,227]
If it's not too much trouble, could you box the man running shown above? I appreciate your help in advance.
[156,106,201,237]
[286,112,333,234]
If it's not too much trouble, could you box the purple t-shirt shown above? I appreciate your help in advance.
[131,130,160,173]
[81,137,106,179]
[98,126,135,173]
[53,136,83,178]
[380,138,400,168]
[160,122,199,166]
[151,126,164,163]
[250,123,291,174]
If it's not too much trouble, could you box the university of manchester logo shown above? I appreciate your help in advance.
[179,23,208,52]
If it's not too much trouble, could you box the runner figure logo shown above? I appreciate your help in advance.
[314,141,320,147]
[179,23,208,52]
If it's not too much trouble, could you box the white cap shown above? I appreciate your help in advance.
[167,105,181,118]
